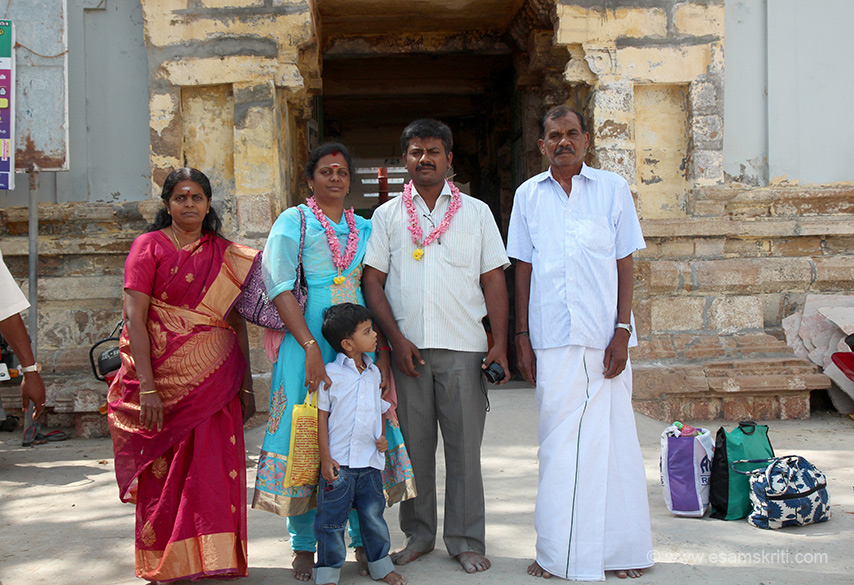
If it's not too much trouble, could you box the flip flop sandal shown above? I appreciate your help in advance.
[22,422,41,447]
[0,415,19,432]
[43,430,69,442]
[32,430,70,445]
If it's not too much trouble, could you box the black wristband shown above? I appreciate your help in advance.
[515,331,529,337]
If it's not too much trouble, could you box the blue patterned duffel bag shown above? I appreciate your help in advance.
[733,455,830,529]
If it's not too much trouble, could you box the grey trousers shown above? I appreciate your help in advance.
[392,349,488,556]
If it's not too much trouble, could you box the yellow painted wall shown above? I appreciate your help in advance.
[634,84,689,219]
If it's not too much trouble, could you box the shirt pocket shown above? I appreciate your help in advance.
[574,214,614,253]
[441,231,478,272]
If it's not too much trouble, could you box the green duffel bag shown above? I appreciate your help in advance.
[709,421,774,520]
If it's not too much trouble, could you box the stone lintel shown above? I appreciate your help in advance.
[323,31,510,58]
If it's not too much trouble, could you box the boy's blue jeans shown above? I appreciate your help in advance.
[314,466,394,584]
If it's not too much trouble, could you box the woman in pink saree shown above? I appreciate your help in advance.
[108,168,257,583]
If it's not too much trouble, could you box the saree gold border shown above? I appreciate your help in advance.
[136,533,247,581]
[384,478,418,507]
[149,299,229,329]
[252,488,317,517]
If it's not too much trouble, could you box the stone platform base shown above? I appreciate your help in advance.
[0,375,110,439]
[0,371,273,439]
[633,356,830,422]
[631,332,832,421]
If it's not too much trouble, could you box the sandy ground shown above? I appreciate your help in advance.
[1,383,853,585]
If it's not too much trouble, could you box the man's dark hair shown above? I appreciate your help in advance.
[321,303,374,354]
[540,106,587,137]
[148,167,223,235]
[305,142,354,181]
[400,119,453,156]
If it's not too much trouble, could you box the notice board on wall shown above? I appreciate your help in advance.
[10,0,69,177]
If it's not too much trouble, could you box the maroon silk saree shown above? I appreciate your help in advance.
[107,231,256,581]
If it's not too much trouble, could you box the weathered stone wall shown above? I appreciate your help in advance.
[551,1,850,419]
[3,1,851,428]
[555,0,725,210]
[142,0,319,234]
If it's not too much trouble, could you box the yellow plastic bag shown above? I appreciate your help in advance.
[283,391,320,488]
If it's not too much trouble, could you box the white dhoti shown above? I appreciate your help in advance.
[533,345,653,581]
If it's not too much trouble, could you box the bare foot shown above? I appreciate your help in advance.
[391,547,433,566]
[292,550,314,582]
[382,570,407,585]
[456,551,491,573]
[355,546,369,576]
[527,561,552,579]
[614,569,644,579]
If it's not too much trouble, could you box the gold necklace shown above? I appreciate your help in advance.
[169,225,182,249]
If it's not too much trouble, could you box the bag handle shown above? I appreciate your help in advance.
[763,455,816,496]
[731,457,773,475]
[305,390,318,408]
[738,420,759,434]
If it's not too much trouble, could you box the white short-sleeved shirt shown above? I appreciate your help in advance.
[364,181,510,352]
[0,249,30,322]
[506,164,646,350]
[317,353,391,471]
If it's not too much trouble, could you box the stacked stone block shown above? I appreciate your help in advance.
[551,1,846,420]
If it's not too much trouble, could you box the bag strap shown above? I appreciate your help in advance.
[297,208,307,284]
[305,389,318,408]
[738,420,758,434]
[297,207,305,275]
[731,457,773,475]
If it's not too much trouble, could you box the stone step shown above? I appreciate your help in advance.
[632,355,830,422]
[633,333,793,362]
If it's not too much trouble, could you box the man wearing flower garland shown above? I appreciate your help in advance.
[507,106,652,581]
[363,118,510,574]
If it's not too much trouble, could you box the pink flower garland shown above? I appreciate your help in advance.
[306,196,359,284]
[402,180,462,260]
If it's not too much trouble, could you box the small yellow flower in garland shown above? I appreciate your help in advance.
[402,180,462,260]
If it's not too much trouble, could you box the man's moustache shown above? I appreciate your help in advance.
[555,147,575,155]
[416,164,435,171]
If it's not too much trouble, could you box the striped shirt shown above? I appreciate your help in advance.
[364,181,510,352]
[506,164,646,351]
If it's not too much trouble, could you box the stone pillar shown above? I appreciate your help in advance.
[233,80,278,238]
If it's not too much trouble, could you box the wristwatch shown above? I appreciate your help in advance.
[615,323,633,335]
[20,362,41,373]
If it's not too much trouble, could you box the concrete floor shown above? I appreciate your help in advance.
[1,384,852,585]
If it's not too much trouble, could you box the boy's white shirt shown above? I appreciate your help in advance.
[317,352,391,471]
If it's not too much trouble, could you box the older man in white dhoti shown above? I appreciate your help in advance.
[507,106,653,581]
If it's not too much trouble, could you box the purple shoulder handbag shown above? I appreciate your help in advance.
[233,208,307,330]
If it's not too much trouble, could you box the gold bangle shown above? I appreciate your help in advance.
[240,388,254,395]
[139,390,158,395]
[302,339,316,349]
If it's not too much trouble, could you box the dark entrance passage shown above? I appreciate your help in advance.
[321,53,515,226]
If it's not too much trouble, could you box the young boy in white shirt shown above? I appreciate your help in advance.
[315,303,406,585]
